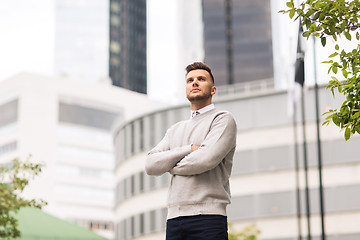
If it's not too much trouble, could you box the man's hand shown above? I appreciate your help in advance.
[168,145,199,173]
[191,144,200,152]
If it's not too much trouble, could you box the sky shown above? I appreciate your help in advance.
[0,0,179,103]
[0,0,54,81]
[147,0,179,103]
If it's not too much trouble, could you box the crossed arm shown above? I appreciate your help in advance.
[145,114,237,176]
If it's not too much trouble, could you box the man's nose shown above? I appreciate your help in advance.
[192,79,199,86]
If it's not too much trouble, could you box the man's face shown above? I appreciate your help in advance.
[186,69,215,102]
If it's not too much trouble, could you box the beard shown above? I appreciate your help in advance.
[186,88,212,102]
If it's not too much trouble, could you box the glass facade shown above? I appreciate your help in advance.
[202,0,273,86]
[59,102,120,131]
[109,0,147,94]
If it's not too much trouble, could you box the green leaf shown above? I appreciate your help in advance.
[322,120,330,126]
[355,125,360,134]
[353,112,360,119]
[332,114,340,126]
[322,60,333,64]
[345,32,352,40]
[329,52,338,58]
[286,1,294,8]
[313,11,320,20]
[325,114,333,120]
[345,127,351,141]
[289,9,296,18]
[342,69,348,78]
[328,66,333,74]
[321,37,326,46]
[335,44,339,50]
[356,32,360,40]
[332,66,338,74]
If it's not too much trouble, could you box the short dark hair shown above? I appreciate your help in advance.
[185,62,215,84]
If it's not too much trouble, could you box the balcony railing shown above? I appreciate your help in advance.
[214,78,275,98]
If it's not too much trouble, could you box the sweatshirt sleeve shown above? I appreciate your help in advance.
[169,113,237,176]
[145,126,192,176]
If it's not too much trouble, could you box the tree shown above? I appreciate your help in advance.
[228,223,261,240]
[280,0,360,140]
[0,158,47,239]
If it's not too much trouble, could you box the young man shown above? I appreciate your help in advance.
[145,62,237,240]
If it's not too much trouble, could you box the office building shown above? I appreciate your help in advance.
[113,84,360,240]
[109,0,147,94]
[0,73,155,239]
[202,0,274,86]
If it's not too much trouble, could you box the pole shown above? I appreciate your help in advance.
[293,100,302,240]
[225,0,233,85]
[301,89,312,240]
[313,36,326,240]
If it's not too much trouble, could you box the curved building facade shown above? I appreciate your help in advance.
[114,86,360,240]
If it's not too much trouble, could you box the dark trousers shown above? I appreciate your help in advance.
[166,214,228,240]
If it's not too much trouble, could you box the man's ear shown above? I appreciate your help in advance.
[211,86,216,96]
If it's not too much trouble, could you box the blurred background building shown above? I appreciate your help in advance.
[109,0,147,94]
[0,73,155,239]
[113,86,360,240]
[202,0,273,86]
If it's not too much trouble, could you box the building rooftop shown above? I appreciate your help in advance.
[16,207,108,240]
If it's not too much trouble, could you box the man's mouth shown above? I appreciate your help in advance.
[191,88,200,92]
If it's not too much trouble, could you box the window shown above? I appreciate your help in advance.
[110,56,120,66]
[56,145,114,166]
[131,123,135,154]
[123,178,127,199]
[110,1,120,13]
[149,210,156,232]
[149,115,155,147]
[110,40,121,52]
[131,175,135,195]
[110,16,121,27]
[139,172,144,192]
[130,216,135,237]
[0,141,17,156]
[139,213,144,234]
[161,112,168,136]
[0,99,18,128]
[139,119,144,150]
[57,125,112,145]
[149,175,156,190]
[59,102,119,131]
